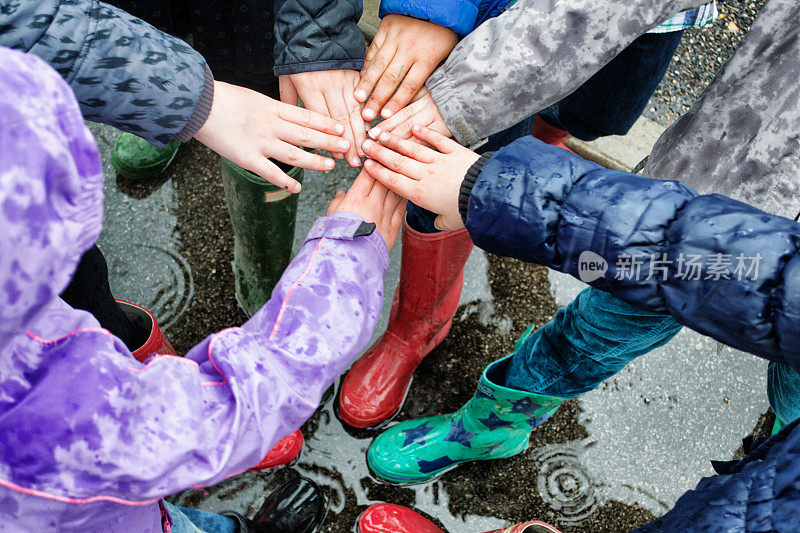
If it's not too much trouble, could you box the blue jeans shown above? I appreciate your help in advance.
[768,362,800,425]
[164,500,238,533]
[503,287,800,426]
[504,287,682,397]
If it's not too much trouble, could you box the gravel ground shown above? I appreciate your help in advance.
[645,0,766,125]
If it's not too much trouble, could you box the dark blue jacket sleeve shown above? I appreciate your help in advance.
[463,137,800,367]
[0,0,212,147]
[379,0,512,35]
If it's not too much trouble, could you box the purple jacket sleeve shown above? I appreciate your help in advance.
[5,213,388,502]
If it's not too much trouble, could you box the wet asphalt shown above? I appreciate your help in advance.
[91,2,772,531]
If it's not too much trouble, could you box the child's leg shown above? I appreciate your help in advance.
[537,30,684,141]
[505,286,683,397]
[768,362,800,429]
[60,245,146,351]
[162,501,238,533]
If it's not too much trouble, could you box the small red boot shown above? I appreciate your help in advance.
[485,521,562,533]
[356,503,444,533]
[531,115,573,152]
[338,221,473,428]
[116,300,175,361]
[248,429,304,471]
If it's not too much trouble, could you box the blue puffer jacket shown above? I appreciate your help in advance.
[461,137,800,531]
[463,137,800,369]
[378,0,512,35]
[636,418,800,532]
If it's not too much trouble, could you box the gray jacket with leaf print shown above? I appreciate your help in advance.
[427,0,800,221]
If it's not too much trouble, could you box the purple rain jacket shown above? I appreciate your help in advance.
[0,46,388,532]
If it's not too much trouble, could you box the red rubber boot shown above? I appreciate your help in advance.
[248,429,304,471]
[485,521,563,533]
[116,300,175,361]
[356,504,443,533]
[531,115,574,152]
[338,221,473,428]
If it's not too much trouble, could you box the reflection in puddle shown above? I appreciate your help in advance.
[532,444,599,524]
[106,240,194,329]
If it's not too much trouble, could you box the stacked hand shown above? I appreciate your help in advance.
[194,81,351,193]
[280,70,366,168]
[355,15,458,123]
[367,87,450,142]
[361,126,478,231]
[328,170,407,251]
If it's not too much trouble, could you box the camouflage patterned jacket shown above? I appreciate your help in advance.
[0,0,212,147]
[427,0,800,221]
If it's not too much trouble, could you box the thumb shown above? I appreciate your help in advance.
[326,190,347,215]
[433,215,448,232]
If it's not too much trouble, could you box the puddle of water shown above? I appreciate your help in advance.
[90,122,740,531]
[547,270,768,513]
[90,123,194,330]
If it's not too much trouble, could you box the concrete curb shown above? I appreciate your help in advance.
[565,115,667,172]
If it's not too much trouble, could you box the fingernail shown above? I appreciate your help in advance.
[369,127,381,139]
[351,157,361,166]
[363,108,376,120]
[325,159,335,169]
[355,89,367,101]
[381,108,393,118]
[362,139,374,150]
[335,123,345,134]
[364,159,374,168]
[379,132,390,143]
[338,140,351,150]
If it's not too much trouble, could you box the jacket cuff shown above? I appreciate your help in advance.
[304,212,390,273]
[274,59,365,76]
[175,65,214,142]
[427,73,483,147]
[459,153,493,223]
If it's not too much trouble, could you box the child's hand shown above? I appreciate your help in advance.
[355,15,458,122]
[361,126,478,231]
[327,170,407,251]
[194,81,349,193]
[368,88,451,142]
[279,70,366,167]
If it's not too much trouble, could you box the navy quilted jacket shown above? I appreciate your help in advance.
[0,0,212,147]
[274,0,365,75]
[461,137,800,531]
[462,138,800,370]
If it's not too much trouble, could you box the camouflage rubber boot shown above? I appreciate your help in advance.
[367,329,564,484]
[111,133,180,180]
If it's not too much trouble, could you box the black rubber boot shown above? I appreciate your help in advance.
[223,476,326,533]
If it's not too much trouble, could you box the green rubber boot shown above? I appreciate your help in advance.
[111,133,181,180]
[221,158,303,317]
[368,326,564,484]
